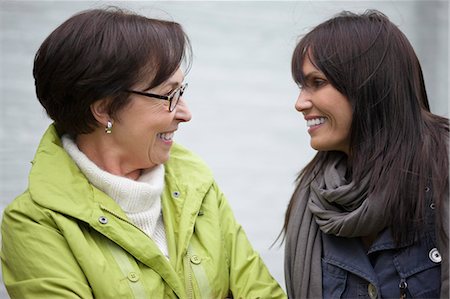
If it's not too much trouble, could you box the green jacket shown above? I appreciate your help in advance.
[1,125,286,299]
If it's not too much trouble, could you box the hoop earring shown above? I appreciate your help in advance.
[105,120,113,134]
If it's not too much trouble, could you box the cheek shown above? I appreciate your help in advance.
[146,137,161,165]
[337,113,351,133]
[336,112,352,148]
[343,110,353,133]
[335,99,352,131]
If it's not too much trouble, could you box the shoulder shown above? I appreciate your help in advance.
[2,190,57,231]
[165,143,214,186]
[4,190,36,216]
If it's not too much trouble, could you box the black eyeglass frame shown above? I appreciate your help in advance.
[126,83,188,112]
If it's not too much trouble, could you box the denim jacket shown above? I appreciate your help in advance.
[322,198,441,298]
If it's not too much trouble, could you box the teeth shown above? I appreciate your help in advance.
[306,117,326,127]
[159,132,174,141]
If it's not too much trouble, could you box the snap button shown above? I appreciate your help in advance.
[368,283,377,299]
[190,255,201,265]
[430,202,436,209]
[98,216,108,224]
[172,191,180,198]
[429,248,442,263]
[425,186,430,192]
[127,272,139,282]
[399,279,408,298]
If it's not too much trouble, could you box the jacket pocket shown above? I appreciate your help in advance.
[393,237,441,298]
[322,258,347,298]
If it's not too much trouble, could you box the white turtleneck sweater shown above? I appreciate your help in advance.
[62,135,169,258]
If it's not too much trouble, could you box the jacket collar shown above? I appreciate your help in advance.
[29,125,110,220]
[322,233,379,286]
[29,125,213,219]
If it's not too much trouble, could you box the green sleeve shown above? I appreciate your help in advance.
[1,193,93,299]
[215,183,287,299]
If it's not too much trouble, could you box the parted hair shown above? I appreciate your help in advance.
[285,10,449,243]
[33,7,192,136]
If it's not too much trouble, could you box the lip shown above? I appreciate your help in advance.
[159,127,178,135]
[158,129,177,145]
[304,115,323,121]
[304,115,326,133]
[160,129,177,134]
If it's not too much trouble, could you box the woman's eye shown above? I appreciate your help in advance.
[303,77,327,90]
[164,89,174,96]
[313,78,327,87]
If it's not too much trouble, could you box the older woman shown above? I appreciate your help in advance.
[284,10,448,299]
[1,8,286,299]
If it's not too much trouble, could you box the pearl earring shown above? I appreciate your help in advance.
[105,121,113,134]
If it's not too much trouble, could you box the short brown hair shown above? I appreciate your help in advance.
[33,7,192,135]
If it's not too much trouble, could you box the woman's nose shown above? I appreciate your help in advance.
[175,97,192,122]
[295,90,313,113]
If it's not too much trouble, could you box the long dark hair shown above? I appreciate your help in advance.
[284,10,449,243]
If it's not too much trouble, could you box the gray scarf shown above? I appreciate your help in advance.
[285,154,387,298]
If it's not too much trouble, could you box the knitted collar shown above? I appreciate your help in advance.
[61,135,164,213]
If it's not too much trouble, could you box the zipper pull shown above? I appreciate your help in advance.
[399,278,408,299]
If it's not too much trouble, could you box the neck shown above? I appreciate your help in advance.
[75,129,145,180]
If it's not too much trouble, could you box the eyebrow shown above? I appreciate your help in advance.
[163,78,185,91]
[304,71,324,79]
[143,79,182,92]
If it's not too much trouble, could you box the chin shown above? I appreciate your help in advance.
[310,142,321,151]
[153,155,170,165]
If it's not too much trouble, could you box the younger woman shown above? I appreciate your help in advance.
[284,10,448,298]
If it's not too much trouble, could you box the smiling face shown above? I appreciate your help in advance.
[76,70,192,179]
[77,68,192,179]
[107,68,191,171]
[295,57,352,154]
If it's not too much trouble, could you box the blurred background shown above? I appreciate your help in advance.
[0,1,448,297]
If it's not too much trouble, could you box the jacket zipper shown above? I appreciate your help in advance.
[100,206,149,236]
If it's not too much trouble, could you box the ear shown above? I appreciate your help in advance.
[90,99,111,126]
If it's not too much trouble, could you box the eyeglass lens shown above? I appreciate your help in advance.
[170,85,186,111]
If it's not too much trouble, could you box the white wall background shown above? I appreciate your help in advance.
[0,1,448,298]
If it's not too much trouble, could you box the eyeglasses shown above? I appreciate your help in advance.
[126,83,188,112]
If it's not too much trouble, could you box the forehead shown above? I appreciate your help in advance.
[302,56,320,74]
[300,55,326,83]
[155,68,185,88]
[164,69,185,85]
[136,68,185,91]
